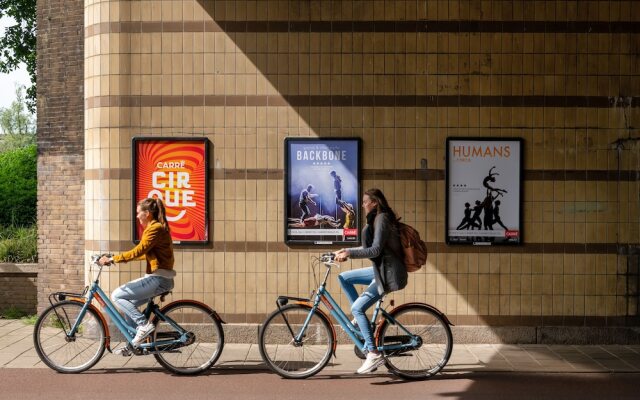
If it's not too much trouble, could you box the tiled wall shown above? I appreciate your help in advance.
[83,1,640,325]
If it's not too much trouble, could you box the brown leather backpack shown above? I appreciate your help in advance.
[397,221,428,272]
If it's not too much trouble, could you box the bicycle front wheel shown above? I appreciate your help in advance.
[259,304,334,379]
[378,304,453,380]
[33,300,106,373]
[153,301,224,375]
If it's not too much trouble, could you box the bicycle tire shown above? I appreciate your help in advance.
[152,300,224,375]
[377,304,453,380]
[33,300,106,373]
[259,304,334,379]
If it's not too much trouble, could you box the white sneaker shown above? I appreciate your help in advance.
[357,351,384,374]
[113,345,133,357]
[131,322,155,346]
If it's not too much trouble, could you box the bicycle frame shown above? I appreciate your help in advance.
[288,258,420,353]
[61,263,191,352]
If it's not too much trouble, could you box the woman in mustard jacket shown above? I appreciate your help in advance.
[98,198,175,354]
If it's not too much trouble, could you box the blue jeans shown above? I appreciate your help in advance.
[337,267,382,352]
[111,275,174,329]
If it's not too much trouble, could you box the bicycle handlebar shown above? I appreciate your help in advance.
[320,253,335,263]
[91,253,113,266]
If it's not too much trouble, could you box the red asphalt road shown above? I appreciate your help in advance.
[0,368,638,400]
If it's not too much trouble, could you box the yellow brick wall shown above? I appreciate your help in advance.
[83,0,640,325]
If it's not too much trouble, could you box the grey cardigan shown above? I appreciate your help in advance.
[348,212,408,294]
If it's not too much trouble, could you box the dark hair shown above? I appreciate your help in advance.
[138,197,170,232]
[364,188,398,222]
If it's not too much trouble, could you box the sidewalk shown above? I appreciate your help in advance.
[2,319,640,373]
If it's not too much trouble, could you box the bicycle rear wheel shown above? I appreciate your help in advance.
[378,304,453,380]
[33,300,106,373]
[259,304,334,379]
[153,301,224,375]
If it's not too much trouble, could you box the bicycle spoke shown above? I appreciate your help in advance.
[380,305,452,380]
[34,302,106,373]
[259,305,334,378]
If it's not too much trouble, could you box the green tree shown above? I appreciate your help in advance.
[0,144,36,226]
[0,85,35,152]
[0,1,36,113]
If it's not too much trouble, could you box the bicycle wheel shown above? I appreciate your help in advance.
[153,301,224,375]
[33,300,106,373]
[259,304,334,379]
[378,304,453,380]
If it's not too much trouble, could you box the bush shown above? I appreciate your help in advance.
[0,144,36,226]
[0,225,37,263]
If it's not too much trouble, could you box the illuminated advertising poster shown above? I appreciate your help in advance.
[446,138,522,245]
[285,138,361,245]
[132,138,208,244]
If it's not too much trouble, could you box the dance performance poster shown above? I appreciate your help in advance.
[132,137,209,244]
[285,138,361,245]
[446,138,522,245]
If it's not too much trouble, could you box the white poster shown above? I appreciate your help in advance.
[446,138,522,245]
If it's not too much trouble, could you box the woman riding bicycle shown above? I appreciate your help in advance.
[334,188,408,374]
[99,197,175,354]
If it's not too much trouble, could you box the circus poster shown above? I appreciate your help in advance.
[132,137,209,244]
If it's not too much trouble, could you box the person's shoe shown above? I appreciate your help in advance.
[357,351,384,374]
[351,318,359,328]
[113,345,133,357]
[131,322,155,346]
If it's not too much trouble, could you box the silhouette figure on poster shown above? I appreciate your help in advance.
[288,214,341,229]
[483,166,508,196]
[492,200,508,230]
[456,202,480,230]
[330,170,342,204]
[469,200,483,230]
[299,185,318,220]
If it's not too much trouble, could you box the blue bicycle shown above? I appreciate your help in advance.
[33,254,225,374]
[258,253,453,380]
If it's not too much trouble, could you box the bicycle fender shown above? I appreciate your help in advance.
[389,302,454,326]
[291,301,338,358]
[68,299,112,352]
[373,302,453,345]
[159,299,226,324]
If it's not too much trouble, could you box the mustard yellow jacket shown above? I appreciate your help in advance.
[113,220,174,274]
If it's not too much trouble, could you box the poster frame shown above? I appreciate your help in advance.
[131,136,209,245]
[445,137,523,246]
[284,137,362,246]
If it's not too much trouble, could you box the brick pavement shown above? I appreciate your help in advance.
[2,319,640,373]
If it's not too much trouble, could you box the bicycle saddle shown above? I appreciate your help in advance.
[158,291,172,302]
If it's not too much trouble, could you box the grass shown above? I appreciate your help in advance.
[0,306,37,325]
[0,224,37,263]
[0,306,26,319]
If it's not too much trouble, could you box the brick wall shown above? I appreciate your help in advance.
[36,0,85,311]
[0,264,37,315]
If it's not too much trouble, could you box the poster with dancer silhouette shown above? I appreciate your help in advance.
[285,138,361,245]
[446,138,522,245]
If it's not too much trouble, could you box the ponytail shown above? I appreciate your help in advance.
[138,197,171,232]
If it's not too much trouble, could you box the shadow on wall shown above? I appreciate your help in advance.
[192,1,640,343]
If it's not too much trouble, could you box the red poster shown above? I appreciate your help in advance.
[133,138,208,243]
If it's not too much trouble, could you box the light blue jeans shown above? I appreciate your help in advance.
[111,275,174,330]
[337,266,382,352]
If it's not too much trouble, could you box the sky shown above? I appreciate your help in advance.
[0,17,31,111]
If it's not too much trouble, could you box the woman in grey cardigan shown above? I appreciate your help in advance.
[334,188,408,374]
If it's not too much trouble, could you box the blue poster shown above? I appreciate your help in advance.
[285,138,360,245]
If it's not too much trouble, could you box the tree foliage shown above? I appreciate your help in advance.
[0,85,35,151]
[0,144,36,226]
[0,1,36,113]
